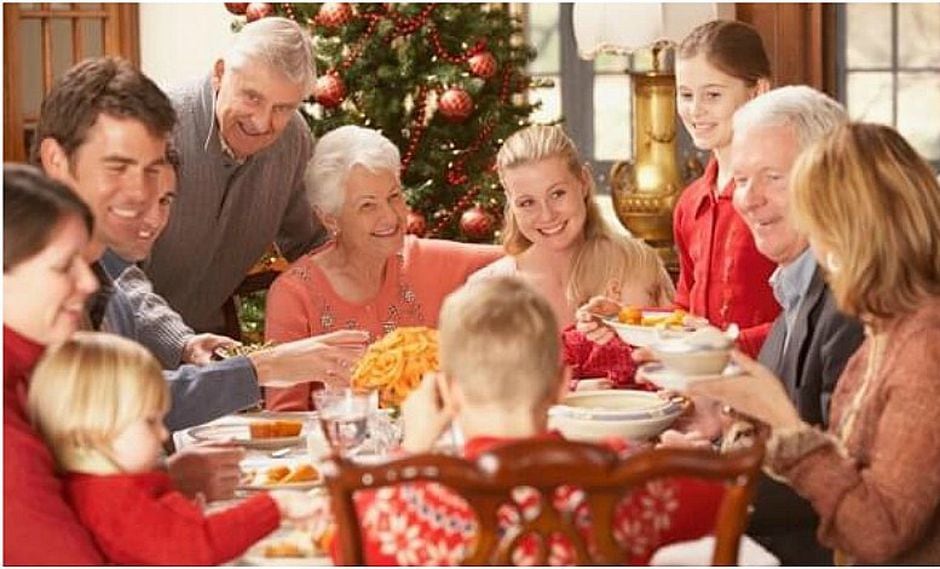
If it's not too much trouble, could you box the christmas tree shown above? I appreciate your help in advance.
[226,2,544,242]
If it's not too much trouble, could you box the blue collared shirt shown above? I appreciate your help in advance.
[768,248,817,350]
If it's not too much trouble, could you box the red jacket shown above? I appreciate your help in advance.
[673,159,780,356]
[3,326,105,565]
[337,433,726,565]
[66,471,280,565]
[562,325,652,390]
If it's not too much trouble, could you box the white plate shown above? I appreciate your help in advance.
[187,424,304,450]
[603,310,694,347]
[239,460,323,491]
[637,362,742,391]
[240,531,332,566]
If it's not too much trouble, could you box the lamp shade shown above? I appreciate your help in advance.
[573,3,733,59]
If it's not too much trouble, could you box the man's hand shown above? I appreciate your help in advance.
[574,295,622,345]
[167,441,245,501]
[181,333,240,365]
[401,372,456,454]
[249,329,369,388]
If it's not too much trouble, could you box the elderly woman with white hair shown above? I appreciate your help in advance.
[264,126,501,411]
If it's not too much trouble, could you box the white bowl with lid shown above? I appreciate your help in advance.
[548,390,685,442]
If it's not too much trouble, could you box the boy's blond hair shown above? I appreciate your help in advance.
[439,277,561,410]
[28,332,169,471]
[568,232,675,308]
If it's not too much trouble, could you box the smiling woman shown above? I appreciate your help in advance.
[263,126,501,411]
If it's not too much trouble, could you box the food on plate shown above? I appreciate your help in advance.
[618,306,643,325]
[259,526,332,559]
[263,540,305,558]
[617,307,686,328]
[351,326,439,407]
[243,462,321,487]
[249,419,303,439]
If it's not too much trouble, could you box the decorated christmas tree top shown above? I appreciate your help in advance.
[226,2,544,242]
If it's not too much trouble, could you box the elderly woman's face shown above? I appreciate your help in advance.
[3,216,98,345]
[335,165,407,258]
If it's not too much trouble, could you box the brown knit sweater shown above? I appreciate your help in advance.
[769,297,940,564]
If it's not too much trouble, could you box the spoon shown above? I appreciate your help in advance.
[269,447,293,459]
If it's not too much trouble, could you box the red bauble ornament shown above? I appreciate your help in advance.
[224,3,249,15]
[438,88,474,122]
[468,52,498,79]
[245,2,274,21]
[459,206,494,241]
[314,74,346,108]
[406,210,427,237]
[317,3,352,27]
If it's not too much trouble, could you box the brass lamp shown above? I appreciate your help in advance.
[573,3,731,274]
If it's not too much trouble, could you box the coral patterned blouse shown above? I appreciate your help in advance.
[264,236,501,411]
[337,433,727,565]
[673,159,780,356]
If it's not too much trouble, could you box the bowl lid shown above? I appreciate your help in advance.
[549,390,684,421]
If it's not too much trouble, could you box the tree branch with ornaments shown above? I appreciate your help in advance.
[225,2,550,242]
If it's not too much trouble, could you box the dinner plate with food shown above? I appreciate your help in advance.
[240,527,333,566]
[187,418,305,450]
[239,461,322,491]
[602,307,699,347]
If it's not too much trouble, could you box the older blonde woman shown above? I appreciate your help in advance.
[467,125,614,330]
[692,123,940,564]
[264,126,501,411]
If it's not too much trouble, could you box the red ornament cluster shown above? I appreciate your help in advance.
[224,3,249,15]
[314,73,346,108]
[468,51,498,79]
[438,87,474,123]
[244,2,273,22]
[459,205,495,241]
[316,3,352,28]
[389,4,435,36]
[401,85,430,175]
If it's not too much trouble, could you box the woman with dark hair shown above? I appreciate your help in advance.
[671,20,780,356]
[3,163,103,564]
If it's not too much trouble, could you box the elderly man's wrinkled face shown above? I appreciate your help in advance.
[731,123,807,266]
[212,58,306,159]
[330,165,406,259]
[41,114,169,262]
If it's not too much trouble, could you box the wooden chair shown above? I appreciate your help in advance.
[323,438,765,566]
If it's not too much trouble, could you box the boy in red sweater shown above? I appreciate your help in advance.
[27,332,315,565]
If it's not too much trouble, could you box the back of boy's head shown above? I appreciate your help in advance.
[439,276,561,410]
[28,332,168,468]
[568,233,675,307]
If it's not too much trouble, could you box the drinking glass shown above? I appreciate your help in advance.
[312,388,374,457]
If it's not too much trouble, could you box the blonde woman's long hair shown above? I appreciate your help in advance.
[568,232,675,308]
[27,332,169,471]
[790,122,940,322]
[496,125,611,256]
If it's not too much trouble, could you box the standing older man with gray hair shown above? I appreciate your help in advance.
[144,17,326,337]
[730,85,865,565]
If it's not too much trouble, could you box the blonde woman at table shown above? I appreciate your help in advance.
[28,332,316,566]
[692,123,940,564]
[467,125,613,331]
[264,125,500,411]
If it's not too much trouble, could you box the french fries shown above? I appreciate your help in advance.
[351,327,439,407]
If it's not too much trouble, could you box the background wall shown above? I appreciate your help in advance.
[139,3,235,89]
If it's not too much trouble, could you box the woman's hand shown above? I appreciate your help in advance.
[401,372,456,454]
[688,350,804,430]
[249,329,369,388]
[575,295,622,345]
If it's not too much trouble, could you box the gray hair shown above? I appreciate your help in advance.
[733,85,848,150]
[304,125,401,216]
[225,17,315,93]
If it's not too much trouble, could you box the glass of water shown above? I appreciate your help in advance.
[312,388,374,457]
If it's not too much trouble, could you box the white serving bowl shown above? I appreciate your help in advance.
[603,314,693,347]
[548,390,685,442]
[651,339,731,377]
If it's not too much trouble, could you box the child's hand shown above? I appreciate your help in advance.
[575,296,621,345]
[401,372,456,453]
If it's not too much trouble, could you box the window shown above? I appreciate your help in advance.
[837,3,940,168]
[521,3,632,192]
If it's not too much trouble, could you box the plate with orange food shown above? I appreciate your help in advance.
[239,461,323,491]
[188,418,305,450]
[603,307,697,347]
[240,527,334,566]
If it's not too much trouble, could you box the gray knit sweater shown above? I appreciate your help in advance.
[143,75,325,332]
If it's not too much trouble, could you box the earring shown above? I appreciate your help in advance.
[825,251,842,273]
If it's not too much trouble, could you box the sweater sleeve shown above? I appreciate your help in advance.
[778,328,940,563]
[264,269,317,411]
[116,265,194,368]
[275,123,327,261]
[163,356,261,431]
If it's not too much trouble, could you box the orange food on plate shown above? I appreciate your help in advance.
[265,465,291,484]
[617,306,643,325]
[351,326,439,407]
[249,419,302,439]
[281,463,319,483]
[315,525,335,553]
[263,540,304,558]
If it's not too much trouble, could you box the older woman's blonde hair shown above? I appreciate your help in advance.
[790,122,940,322]
[496,125,610,255]
[568,232,675,308]
[28,332,169,471]
[440,276,562,410]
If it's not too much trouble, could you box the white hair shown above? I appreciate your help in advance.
[733,85,848,150]
[304,125,402,216]
[224,17,315,92]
